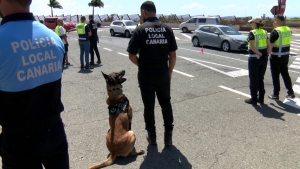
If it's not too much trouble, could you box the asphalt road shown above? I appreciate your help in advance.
[3,28,300,169]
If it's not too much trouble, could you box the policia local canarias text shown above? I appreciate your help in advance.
[10,37,62,82]
[145,27,168,45]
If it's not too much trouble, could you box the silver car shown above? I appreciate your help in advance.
[191,25,248,52]
[109,20,137,38]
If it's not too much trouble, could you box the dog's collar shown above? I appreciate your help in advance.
[108,97,129,116]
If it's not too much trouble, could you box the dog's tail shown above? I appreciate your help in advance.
[89,154,116,169]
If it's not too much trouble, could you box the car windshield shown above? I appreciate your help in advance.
[219,27,241,35]
[62,17,71,22]
[125,21,136,26]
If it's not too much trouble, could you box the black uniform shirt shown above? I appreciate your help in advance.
[88,20,98,41]
[127,17,177,69]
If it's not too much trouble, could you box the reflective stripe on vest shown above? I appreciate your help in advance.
[248,29,268,51]
[76,23,86,34]
[55,26,63,36]
[271,26,291,57]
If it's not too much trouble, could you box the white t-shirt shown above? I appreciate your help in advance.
[58,27,67,44]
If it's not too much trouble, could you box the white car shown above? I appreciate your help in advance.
[179,16,220,33]
[109,20,137,38]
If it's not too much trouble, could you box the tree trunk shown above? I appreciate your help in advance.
[93,6,95,16]
[51,7,53,17]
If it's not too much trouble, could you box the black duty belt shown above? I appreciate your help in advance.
[2,114,62,133]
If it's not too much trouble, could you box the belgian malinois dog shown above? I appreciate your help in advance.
[89,70,144,169]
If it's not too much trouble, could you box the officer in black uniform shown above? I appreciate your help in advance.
[127,1,177,146]
[88,14,101,65]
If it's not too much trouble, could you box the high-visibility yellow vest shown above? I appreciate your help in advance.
[76,23,87,35]
[271,26,292,56]
[55,25,63,36]
[248,29,268,50]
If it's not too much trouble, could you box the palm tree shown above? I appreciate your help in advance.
[88,0,104,16]
[48,0,63,17]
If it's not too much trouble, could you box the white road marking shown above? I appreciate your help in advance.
[290,47,300,51]
[181,33,192,40]
[288,70,300,74]
[291,41,300,45]
[179,56,248,77]
[297,77,300,83]
[227,69,249,77]
[103,48,112,51]
[117,52,128,57]
[283,98,300,111]
[293,84,300,95]
[175,36,180,40]
[290,52,299,56]
[173,70,194,77]
[219,85,251,98]
[219,85,300,114]
[289,59,300,70]
[295,40,300,42]
[179,47,248,63]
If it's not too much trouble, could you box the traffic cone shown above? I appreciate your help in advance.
[199,46,204,54]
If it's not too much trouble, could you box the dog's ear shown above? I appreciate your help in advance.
[101,71,110,81]
[101,71,108,80]
[101,71,113,82]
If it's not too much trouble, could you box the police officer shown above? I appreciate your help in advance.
[127,1,177,146]
[55,18,70,68]
[76,16,93,70]
[0,0,69,168]
[88,14,101,65]
[268,14,295,99]
[244,16,270,105]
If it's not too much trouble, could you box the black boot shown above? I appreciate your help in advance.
[146,131,157,145]
[164,130,173,146]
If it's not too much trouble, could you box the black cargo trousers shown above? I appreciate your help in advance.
[0,117,69,169]
[248,56,268,100]
[138,68,174,132]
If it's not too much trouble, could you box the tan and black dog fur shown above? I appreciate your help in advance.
[89,70,144,169]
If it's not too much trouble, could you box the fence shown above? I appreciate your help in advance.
[34,14,300,27]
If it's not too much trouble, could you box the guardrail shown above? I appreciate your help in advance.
[35,14,300,28]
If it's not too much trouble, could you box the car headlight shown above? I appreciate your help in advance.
[232,38,244,43]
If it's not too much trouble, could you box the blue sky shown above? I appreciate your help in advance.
[31,0,300,18]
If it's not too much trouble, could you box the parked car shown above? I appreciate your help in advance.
[44,17,76,32]
[109,20,137,38]
[179,16,220,33]
[191,25,248,52]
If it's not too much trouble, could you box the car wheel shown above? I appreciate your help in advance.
[192,37,200,47]
[182,27,188,33]
[222,41,230,52]
[125,30,130,38]
[110,29,115,36]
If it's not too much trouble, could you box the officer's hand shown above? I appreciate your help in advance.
[263,52,269,57]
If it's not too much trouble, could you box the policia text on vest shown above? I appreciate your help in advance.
[10,36,62,82]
